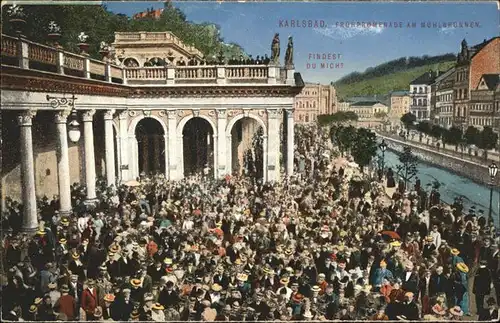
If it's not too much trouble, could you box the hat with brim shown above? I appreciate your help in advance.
[449,306,463,316]
[37,229,46,235]
[390,241,401,247]
[59,238,67,244]
[425,236,433,242]
[236,273,248,282]
[109,244,120,253]
[164,258,173,265]
[29,305,38,313]
[130,310,140,319]
[34,297,42,305]
[456,262,469,273]
[450,248,460,255]
[311,285,321,293]
[280,277,289,285]
[211,283,222,292]
[60,284,69,292]
[432,304,446,315]
[48,282,57,289]
[82,239,89,245]
[104,294,115,302]
[61,218,69,226]
[152,303,164,310]
[72,252,80,259]
[87,279,96,286]
[130,278,141,287]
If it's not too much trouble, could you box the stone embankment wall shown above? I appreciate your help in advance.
[377,134,494,186]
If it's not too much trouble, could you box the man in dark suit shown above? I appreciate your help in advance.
[111,289,134,321]
[401,262,419,299]
[473,260,492,313]
[212,268,230,289]
[158,281,180,309]
[478,297,499,321]
[429,266,446,298]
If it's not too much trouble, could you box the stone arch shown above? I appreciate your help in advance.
[128,114,167,137]
[225,113,267,137]
[122,57,140,67]
[176,114,216,137]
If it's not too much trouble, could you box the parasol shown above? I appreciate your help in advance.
[379,230,401,240]
[124,180,141,187]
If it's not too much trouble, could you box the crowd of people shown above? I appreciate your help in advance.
[1,124,499,321]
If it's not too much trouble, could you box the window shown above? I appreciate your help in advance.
[423,99,427,106]
[305,115,309,122]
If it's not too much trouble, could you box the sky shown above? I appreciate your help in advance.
[104,1,500,84]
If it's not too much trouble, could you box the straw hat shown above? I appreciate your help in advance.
[29,305,38,313]
[432,304,446,315]
[425,236,433,242]
[60,218,69,226]
[456,262,469,273]
[450,248,460,255]
[71,252,80,260]
[82,238,89,245]
[130,278,141,287]
[59,238,67,244]
[48,282,57,289]
[103,294,115,302]
[449,306,463,316]
[236,273,248,282]
[280,277,290,285]
[152,303,164,311]
[130,310,140,319]
[60,284,69,293]
[37,228,46,235]
[311,285,321,293]
[109,244,120,253]
[211,283,222,292]
[404,292,414,298]
[164,258,173,265]
[34,297,42,305]
[390,241,401,247]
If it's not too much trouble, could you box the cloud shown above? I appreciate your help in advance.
[314,24,384,40]
[439,26,455,34]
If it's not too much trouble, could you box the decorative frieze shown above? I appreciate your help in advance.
[192,109,200,118]
[143,110,151,117]
[266,109,280,118]
[118,110,128,120]
[17,110,37,126]
[216,109,227,119]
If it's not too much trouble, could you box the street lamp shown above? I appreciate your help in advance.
[378,139,387,181]
[488,162,498,221]
[46,94,80,143]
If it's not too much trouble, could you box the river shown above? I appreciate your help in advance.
[382,150,500,226]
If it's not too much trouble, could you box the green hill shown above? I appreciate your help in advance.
[334,55,456,99]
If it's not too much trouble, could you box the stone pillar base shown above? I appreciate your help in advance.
[83,198,99,208]
[59,209,72,217]
[21,225,38,233]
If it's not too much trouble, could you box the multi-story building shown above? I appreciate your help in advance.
[434,67,455,128]
[409,71,441,121]
[294,82,337,123]
[338,99,352,112]
[469,74,499,129]
[389,90,410,126]
[453,37,500,128]
[349,101,389,119]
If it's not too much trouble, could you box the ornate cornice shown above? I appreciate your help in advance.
[267,109,280,119]
[17,110,37,126]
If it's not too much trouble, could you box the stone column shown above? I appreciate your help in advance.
[263,135,268,182]
[18,110,38,231]
[82,110,97,202]
[142,136,149,175]
[216,109,227,178]
[104,110,116,188]
[266,109,280,181]
[118,111,130,181]
[286,109,295,176]
[55,110,72,215]
[153,135,160,172]
[166,111,179,180]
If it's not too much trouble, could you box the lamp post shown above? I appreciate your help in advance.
[378,139,387,181]
[46,94,80,143]
[488,162,498,223]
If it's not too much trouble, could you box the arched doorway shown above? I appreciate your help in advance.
[182,118,214,177]
[135,118,165,176]
[230,117,264,180]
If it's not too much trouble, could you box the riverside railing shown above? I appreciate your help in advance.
[1,34,295,86]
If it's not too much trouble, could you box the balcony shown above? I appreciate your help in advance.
[1,34,294,87]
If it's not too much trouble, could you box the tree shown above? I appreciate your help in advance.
[442,126,463,150]
[400,112,416,130]
[464,126,480,154]
[416,121,432,135]
[331,125,357,156]
[318,111,358,126]
[476,126,498,160]
[395,146,419,191]
[351,128,378,172]
[430,124,444,141]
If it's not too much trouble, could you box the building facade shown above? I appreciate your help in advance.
[469,74,499,129]
[434,68,455,129]
[293,82,337,123]
[349,101,389,119]
[389,91,410,126]
[1,32,302,232]
[409,72,440,122]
